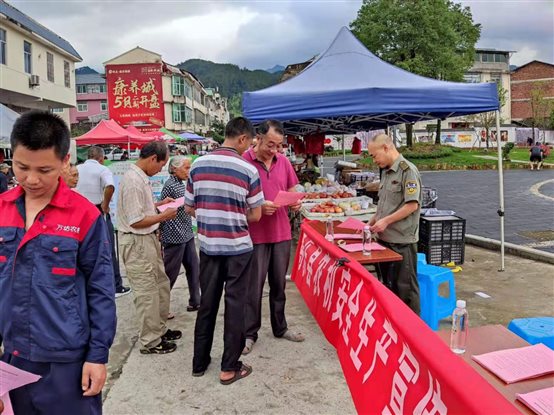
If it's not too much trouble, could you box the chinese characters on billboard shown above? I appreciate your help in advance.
[106,63,165,132]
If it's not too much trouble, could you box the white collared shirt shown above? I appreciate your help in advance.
[75,159,115,205]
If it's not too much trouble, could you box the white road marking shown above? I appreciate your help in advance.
[530,179,554,202]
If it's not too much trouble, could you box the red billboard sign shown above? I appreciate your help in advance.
[105,63,165,132]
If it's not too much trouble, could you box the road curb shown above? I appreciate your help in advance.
[466,234,554,265]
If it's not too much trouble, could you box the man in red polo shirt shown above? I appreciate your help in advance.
[242,119,305,355]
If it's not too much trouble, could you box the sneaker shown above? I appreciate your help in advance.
[115,286,131,298]
[162,329,182,341]
[140,340,177,355]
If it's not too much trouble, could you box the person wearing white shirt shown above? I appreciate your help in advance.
[76,146,130,298]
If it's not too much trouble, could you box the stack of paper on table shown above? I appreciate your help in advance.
[516,387,554,415]
[334,233,362,240]
[339,242,386,253]
[337,217,367,231]
[472,343,554,384]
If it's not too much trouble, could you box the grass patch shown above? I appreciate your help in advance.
[357,144,526,170]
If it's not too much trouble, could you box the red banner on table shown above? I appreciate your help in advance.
[291,222,519,415]
[105,63,165,132]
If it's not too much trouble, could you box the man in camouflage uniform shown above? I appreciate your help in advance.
[368,134,422,314]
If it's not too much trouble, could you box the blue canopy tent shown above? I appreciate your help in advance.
[179,132,206,142]
[243,27,507,269]
[243,27,499,135]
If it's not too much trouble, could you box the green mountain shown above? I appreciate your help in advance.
[177,59,282,99]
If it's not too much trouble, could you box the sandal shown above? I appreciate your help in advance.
[282,330,305,342]
[167,312,175,320]
[219,363,252,385]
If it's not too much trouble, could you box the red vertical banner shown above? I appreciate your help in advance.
[292,222,519,415]
[105,63,165,132]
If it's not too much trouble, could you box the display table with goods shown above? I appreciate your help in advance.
[296,179,377,221]
[437,325,554,415]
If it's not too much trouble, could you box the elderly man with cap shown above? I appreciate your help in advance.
[160,156,201,316]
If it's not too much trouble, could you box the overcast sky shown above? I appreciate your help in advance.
[9,0,554,72]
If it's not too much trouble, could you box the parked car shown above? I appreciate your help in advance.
[106,147,140,161]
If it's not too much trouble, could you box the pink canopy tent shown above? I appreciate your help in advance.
[74,120,152,147]
[125,125,150,138]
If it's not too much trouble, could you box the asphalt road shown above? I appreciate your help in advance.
[420,169,554,253]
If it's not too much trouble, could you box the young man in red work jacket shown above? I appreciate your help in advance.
[0,110,116,414]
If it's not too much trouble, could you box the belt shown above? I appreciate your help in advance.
[120,230,158,236]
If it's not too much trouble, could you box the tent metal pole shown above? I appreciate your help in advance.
[342,134,345,161]
[495,110,505,271]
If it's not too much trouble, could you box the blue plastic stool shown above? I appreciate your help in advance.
[417,263,456,331]
[417,253,427,264]
[508,317,554,349]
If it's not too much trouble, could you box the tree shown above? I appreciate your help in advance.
[209,120,226,144]
[351,0,481,147]
[471,84,507,149]
[528,81,553,143]
[228,94,243,118]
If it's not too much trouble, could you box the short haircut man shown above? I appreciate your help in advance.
[117,140,181,354]
[242,119,305,355]
[186,117,264,384]
[76,145,130,297]
[367,133,422,314]
[0,110,116,413]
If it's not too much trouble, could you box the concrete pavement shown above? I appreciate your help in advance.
[103,242,554,414]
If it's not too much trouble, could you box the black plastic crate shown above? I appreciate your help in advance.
[418,240,465,265]
[419,215,466,243]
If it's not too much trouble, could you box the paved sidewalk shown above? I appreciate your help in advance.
[103,243,554,414]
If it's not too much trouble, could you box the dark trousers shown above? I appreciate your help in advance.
[96,206,123,291]
[1,354,102,415]
[162,239,201,306]
[245,241,291,341]
[377,241,421,315]
[193,251,252,373]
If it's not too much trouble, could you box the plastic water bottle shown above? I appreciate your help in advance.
[325,218,334,242]
[450,300,469,354]
[362,225,372,256]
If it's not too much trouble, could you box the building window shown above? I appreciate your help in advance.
[77,84,87,94]
[23,41,32,74]
[172,76,185,96]
[184,82,192,99]
[99,84,106,93]
[64,61,70,87]
[463,73,481,83]
[173,103,186,122]
[494,54,507,63]
[185,106,193,123]
[77,103,88,112]
[47,52,54,82]
[101,100,107,111]
[0,29,6,65]
[51,108,64,113]
[490,73,502,87]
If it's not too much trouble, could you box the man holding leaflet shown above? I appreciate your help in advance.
[242,119,305,355]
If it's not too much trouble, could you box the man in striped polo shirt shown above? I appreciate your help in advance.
[185,117,264,385]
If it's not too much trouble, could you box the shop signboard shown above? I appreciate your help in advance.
[106,63,165,133]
